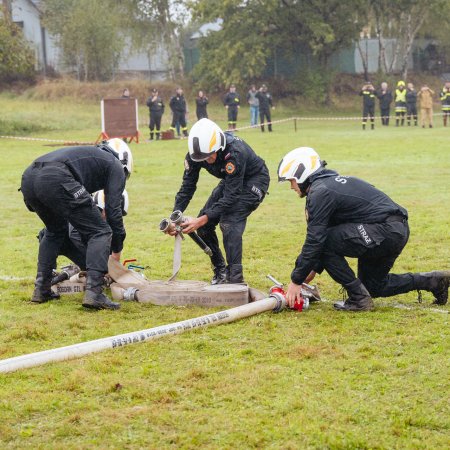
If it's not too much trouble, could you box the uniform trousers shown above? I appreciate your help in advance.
[315,218,414,297]
[197,180,266,268]
[21,163,112,277]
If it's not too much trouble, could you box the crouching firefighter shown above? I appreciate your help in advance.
[277,147,449,311]
[21,138,133,310]
[38,189,129,283]
[171,118,270,284]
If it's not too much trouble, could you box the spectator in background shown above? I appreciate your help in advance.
[417,85,435,128]
[246,84,259,127]
[223,84,240,130]
[440,81,450,127]
[359,82,376,130]
[256,84,274,132]
[170,87,188,138]
[146,88,165,140]
[122,88,130,98]
[196,90,209,120]
[377,82,392,126]
[394,81,407,126]
[406,83,418,126]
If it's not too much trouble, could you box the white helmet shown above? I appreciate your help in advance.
[106,138,133,179]
[188,118,226,162]
[92,189,129,216]
[277,147,322,184]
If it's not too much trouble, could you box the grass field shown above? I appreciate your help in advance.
[0,93,449,449]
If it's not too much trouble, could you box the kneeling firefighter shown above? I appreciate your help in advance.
[277,147,449,311]
[21,138,133,310]
[171,118,270,284]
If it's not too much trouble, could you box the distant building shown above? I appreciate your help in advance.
[1,0,171,79]
[1,0,59,73]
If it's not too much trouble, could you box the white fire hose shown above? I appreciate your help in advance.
[0,293,286,374]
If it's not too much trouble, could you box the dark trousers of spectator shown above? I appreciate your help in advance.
[362,105,375,130]
[149,112,163,140]
[227,107,238,130]
[260,109,272,132]
[171,111,187,137]
[380,107,390,126]
[407,105,418,126]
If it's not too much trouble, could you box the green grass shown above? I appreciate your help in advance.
[0,93,449,449]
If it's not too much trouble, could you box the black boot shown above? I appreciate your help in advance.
[227,264,245,284]
[82,271,120,310]
[211,263,227,285]
[31,271,60,303]
[334,279,374,311]
[413,271,450,305]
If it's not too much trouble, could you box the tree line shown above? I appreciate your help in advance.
[1,0,449,88]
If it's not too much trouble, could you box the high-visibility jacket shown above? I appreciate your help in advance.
[440,89,450,111]
[395,88,407,112]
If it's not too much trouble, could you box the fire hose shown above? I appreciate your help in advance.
[160,210,213,281]
[0,287,297,374]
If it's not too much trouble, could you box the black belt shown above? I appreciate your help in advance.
[386,215,407,223]
[33,161,67,168]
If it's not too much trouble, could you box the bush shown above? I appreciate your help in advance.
[0,18,35,84]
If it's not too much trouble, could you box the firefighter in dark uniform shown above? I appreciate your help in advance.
[170,87,188,137]
[146,88,165,140]
[278,147,449,311]
[440,81,450,127]
[377,82,392,126]
[223,84,240,130]
[359,83,376,130]
[171,118,270,284]
[395,80,407,126]
[38,189,130,281]
[406,82,418,126]
[20,138,133,310]
[195,90,209,120]
[256,84,274,132]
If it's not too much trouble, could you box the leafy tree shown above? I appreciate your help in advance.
[367,0,444,78]
[0,16,35,83]
[42,0,124,81]
[121,0,188,80]
[189,0,365,90]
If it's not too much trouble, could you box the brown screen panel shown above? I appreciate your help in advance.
[101,98,139,141]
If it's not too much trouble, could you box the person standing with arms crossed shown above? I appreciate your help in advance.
[256,84,275,132]
[246,84,259,127]
[195,90,209,120]
[377,82,392,126]
[224,84,240,130]
[146,88,165,141]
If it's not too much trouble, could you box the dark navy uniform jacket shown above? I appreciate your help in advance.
[174,133,269,221]
[34,145,126,252]
[256,91,273,111]
[146,96,165,114]
[360,89,377,107]
[223,92,240,109]
[291,169,407,284]
[406,89,417,105]
[377,90,393,109]
[170,95,187,113]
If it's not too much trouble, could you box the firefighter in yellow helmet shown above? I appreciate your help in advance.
[395,81,407,126]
